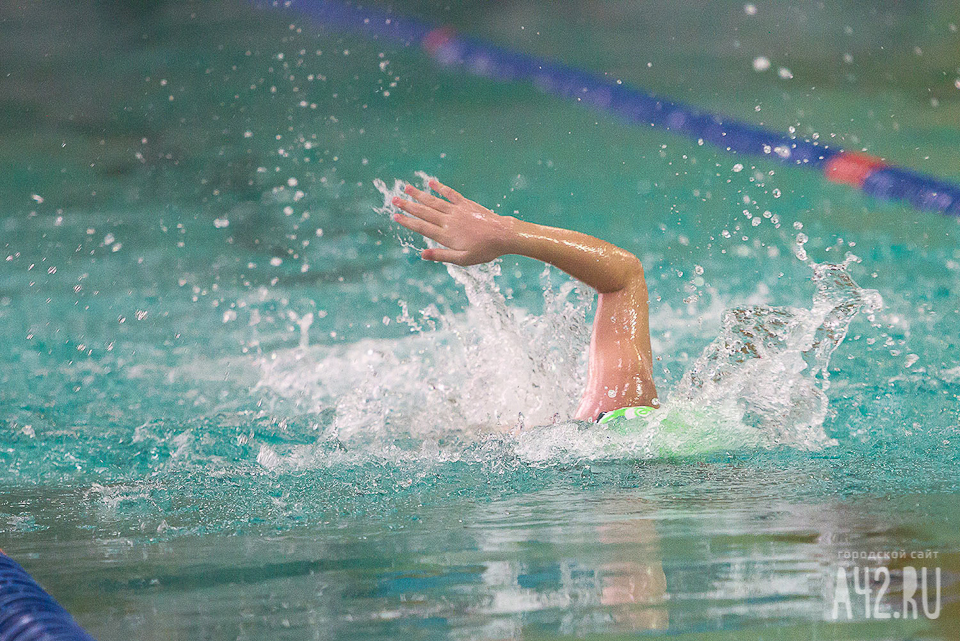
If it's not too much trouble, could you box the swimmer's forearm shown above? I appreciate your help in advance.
[392,180,642,289]
[499,218,643,294]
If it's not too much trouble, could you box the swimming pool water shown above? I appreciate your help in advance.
[1,1,959,639]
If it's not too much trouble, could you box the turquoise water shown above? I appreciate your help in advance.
[2,0,959,639]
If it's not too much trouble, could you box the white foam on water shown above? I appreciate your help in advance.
[255,261,593,443]
[673,257,882,450]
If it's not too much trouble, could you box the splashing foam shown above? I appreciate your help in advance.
[672,255,882,450]
[256,175,592,452]
[253,182,881,466]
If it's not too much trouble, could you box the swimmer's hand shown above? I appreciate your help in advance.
[392,180,513,266]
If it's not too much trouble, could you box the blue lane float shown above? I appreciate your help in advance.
[264,0,960,217]
[0,552,96,641]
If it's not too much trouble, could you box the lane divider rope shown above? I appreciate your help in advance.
[0,552,96,641]
[268,0,960,217]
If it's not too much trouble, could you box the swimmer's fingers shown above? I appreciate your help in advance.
[422,247,470,265]
[392,212,445,243]
[403,184,452,214]
[392,196,444,225]
[428,179,466,205]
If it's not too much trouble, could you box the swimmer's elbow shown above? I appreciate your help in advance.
[619,253,645,291]
[624,253,643,278]
[595,252,644,294]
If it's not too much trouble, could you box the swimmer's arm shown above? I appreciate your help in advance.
[394,179,657,417]
[500,219,643,294]
[392,180,643,293]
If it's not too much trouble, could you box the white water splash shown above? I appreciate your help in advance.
[673,257,882,449]
[256,261,593,443]
[249,182,882,466]
[254,175,595,442]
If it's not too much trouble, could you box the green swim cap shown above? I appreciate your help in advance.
[596,405,656,425]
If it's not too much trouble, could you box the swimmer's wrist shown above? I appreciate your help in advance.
[497,218,554,259]
[495,215,520,257]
